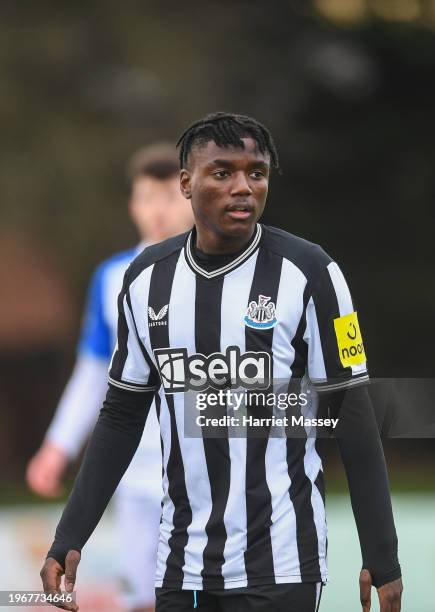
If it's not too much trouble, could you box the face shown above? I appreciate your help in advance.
[180,138,270,241]
[129,175,194,243]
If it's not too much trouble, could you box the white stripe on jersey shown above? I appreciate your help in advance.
[122,293,153,386]
[169,257,214,589]
[304,296,328,383]
[327,261,367,378]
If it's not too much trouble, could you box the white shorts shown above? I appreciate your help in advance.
[115,493,162,610]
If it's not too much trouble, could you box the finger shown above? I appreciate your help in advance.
[26,460,45,495]
[378,579,403,612]
[380,594,400,612]
[45,477,64,498]
[64,550,81,593]
[379,588,402,612]
[379,594,392,612]
[27,467,57,497]
[379,596,391,612]
[359,569,372,611]
[390,591,402,612]
[46,591,79,612]
[38,467,64,497]
[40,561,61,594]
[41,570,77,610]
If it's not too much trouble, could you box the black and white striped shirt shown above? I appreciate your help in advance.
[109,223,368,590]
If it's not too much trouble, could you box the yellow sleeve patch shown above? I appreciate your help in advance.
[333,311,366,367]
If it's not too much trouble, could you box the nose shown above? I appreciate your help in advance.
[230,172,253,196]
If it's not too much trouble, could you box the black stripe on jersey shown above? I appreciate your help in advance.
[195,275,229,589]
[314,469,325,506]
[155,385,161,422]
[287,290,322,583]
[147,252,193,589]
[244,247,283,586]
[109,286,129,383]
[155,392,165,515]
[290,283,310,379]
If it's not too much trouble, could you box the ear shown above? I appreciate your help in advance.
[180,168,192,199]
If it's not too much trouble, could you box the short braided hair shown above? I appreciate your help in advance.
[176,112,280,171]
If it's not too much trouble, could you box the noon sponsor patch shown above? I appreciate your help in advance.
[333,311,366,367]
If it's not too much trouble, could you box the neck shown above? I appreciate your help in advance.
[195,225,256,255]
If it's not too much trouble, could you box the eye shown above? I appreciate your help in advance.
[250,170,265,179]
[213,170,229,179]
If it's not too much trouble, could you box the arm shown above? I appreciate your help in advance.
[305,253,402,610]
[46,384,154,566]
[326,386,401,586]
[45,355,109,459]
[26,355,109,497]
[40,386,154,611]
[40,268,160,607]
[48,262,114,458]
[27,265,113,497]
[327,386,403,611]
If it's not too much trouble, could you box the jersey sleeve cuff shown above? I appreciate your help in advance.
[46,542,81,570]
[311,372,369,394]
[108,376,157,393]
[365,564,402,589]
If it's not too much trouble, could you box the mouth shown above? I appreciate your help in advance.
[226,203,254,221]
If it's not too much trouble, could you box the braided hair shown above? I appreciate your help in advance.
[176,112,280,171]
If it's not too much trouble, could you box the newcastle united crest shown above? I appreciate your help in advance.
[244,294,277,330]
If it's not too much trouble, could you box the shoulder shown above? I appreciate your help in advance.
[126,232,189,286]
[98,247,137,273]
[261,224,333,279]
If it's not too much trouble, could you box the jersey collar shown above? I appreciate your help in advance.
[184,223,262,280]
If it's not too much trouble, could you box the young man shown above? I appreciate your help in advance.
[40,113,403,612]
[28,143,193,612]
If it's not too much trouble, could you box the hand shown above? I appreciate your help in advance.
[40,551,81,611]
[360,568,403,611]
[26,442,69,497]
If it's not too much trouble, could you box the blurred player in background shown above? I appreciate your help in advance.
[26,143,193,612]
